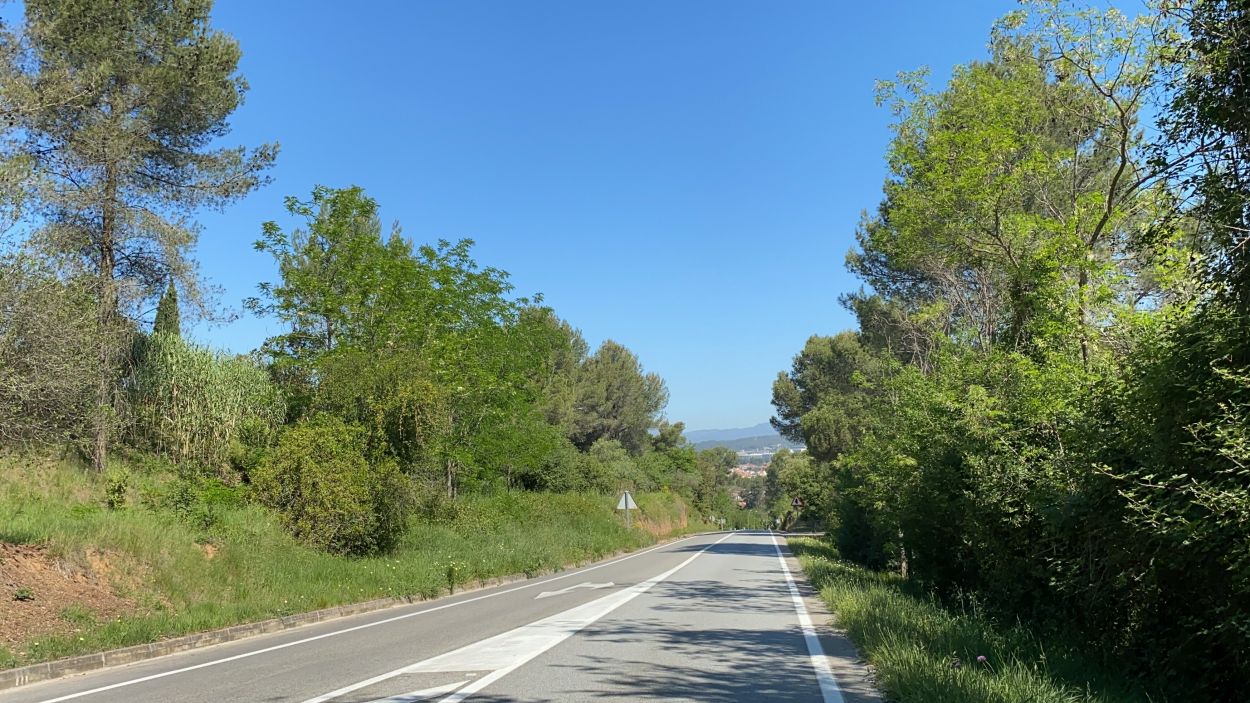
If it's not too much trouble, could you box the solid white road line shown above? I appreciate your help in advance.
[30,533,709,703]
[301,531,738,703]
[770,532,846,703]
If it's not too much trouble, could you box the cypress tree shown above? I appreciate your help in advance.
[154,281,180,337]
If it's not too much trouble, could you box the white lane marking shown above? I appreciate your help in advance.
[363,680,468,703]
[770,532,846,703]
[534,581,614,599]
[30,534,708,703]
[301,532,737,703]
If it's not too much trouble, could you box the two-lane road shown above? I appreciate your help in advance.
[1,532,880,702]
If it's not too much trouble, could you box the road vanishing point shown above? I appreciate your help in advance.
[1,532,880,703]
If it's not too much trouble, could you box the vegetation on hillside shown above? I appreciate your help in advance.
[0,0,760,664]
[0,451,704,669]
[770,1,1250,698]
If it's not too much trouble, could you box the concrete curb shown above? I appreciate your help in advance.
[0,530,710,692]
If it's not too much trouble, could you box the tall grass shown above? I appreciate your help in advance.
[126,333,283,470]
[0,452,707,669]
[788,538,1156,703]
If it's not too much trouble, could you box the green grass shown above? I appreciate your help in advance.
[0,451,709,669]
[787,538,1156,703]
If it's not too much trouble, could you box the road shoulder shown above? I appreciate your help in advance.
[780,535,883,703]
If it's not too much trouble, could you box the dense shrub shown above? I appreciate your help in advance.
[252,414,409,555]
[0,255,101,446]
[149,475,247,533]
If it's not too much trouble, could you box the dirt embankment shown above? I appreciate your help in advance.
[0,543,136,653]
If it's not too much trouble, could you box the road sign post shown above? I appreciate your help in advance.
[617,490,638,529]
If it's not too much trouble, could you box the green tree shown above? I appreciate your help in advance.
[650,420,687,452]
[252,186,561,498]
[569,340,668,455]
[694,446,735,511]
[1163,0,1250,302]
[526,310,589,436]
[153,281,180,337]
[1,0,276,470]
[770,331,878,461]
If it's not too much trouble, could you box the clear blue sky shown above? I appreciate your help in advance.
[187,0,1014,431]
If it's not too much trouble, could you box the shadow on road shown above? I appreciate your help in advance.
[461,617,823,702]
[667,540,781,558]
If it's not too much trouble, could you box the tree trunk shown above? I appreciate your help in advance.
[93,166,118,472]
[1077,266,1090,371]
[898,526,909,579]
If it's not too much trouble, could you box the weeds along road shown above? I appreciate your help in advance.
[1,532,879,703]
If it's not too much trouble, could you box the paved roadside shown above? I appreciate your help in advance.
[0,531,879,703]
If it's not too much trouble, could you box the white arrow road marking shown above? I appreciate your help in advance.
[534,581,614,599]
[362,680,469,703]
[300,532,735,703]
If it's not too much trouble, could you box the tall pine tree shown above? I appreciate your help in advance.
[0,0,276,469]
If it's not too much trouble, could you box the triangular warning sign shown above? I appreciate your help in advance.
[616,491,637,510]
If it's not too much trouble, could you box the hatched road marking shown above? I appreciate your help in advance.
[301,532,737,703]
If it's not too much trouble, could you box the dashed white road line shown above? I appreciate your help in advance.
[770,531,846,703]
[29,533,710,703]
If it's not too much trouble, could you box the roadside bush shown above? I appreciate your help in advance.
[103,468,130,510]
[160,476,245,532]
[252,414,410,555]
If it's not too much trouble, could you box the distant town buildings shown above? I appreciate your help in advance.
[731,465,767,479]
[727,444,805,479]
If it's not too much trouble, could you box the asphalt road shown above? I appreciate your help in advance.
[1,531,880,703]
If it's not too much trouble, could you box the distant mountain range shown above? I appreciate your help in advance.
[684,422,803,452]
[684,422,776,443]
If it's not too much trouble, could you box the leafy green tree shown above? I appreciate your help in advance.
[248,186,398,403]
[525,310,589,436]
[693,446,735,511]
[1163,0,1250,302]
[853,5,1186,371]
[1,0,276,469]
[770,331,878,461]
[650,420,686,452]
[252,186,562,498]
